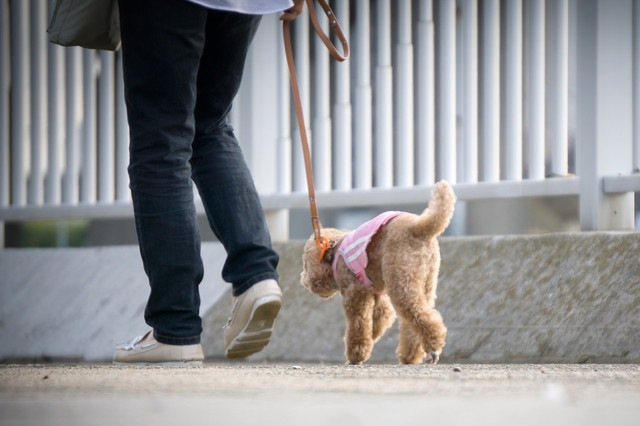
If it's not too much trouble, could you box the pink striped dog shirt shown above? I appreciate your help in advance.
[332,211,404,285]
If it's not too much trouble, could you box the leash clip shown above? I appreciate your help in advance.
[316,235,333,262]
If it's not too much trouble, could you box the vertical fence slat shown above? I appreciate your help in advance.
[353,0,372,189]
[528,0,545,180]
[312,6,331,191]
[29,0,47,205]
[633,0,640,172]
[462,0,478,183]
[505,0,523,181]
[81,50,97,203]
[63,47,82,204]
[0,0,10,207]
[374,0,393,188]
[332,0,352,191]
[46,0,64,206]
[550,0,569,176]
[482,0,500,182]
[277,32,292,194]
[635,0,640,171]
[416,0,435,185]
[394,0,414,187]
[46,40,65,205]
[115,50,130,202]
[292,9,310,192]
[98,51,115,202]
[438,0,456,183]
[10,0,30,207]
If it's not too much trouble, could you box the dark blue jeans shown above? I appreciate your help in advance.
[118,0,279,345]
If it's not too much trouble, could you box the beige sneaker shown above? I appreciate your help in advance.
[113,330,204,366]
[224,279,282,359]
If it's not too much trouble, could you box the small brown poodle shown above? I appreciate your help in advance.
[300,181,456,365]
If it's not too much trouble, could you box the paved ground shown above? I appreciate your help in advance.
[1,362,639,426]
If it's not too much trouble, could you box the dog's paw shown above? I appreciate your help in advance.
[345,342,372,365]
[426,351,440,365]
[396,342,427,365]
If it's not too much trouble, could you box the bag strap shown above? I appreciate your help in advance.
[282,0,349,259]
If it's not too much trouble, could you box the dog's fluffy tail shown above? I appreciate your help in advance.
[414,180,456,237]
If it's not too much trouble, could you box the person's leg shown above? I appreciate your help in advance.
[190,12,279,296]
[190,10,282,358]
[118,0,207,345]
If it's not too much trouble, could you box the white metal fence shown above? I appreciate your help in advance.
[1,0,639,238]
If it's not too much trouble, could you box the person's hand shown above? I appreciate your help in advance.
[280,0,304,21]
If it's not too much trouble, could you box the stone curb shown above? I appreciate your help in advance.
[204,234,640,363]
[1,233,639,363]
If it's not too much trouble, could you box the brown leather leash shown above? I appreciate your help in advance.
[282,0,349,260]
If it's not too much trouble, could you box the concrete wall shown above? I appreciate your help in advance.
[1,233,639,363]
[0,244,228,361]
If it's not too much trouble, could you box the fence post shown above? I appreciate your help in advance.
[577,0,635,230]
[482,0,500,182]
[438,0,456,183]
[395,0,414,187]
[29,0,47,206]
[10,0,30,207]
[353,0,372,190]
[375,0,393,187]
[1,0,10,209]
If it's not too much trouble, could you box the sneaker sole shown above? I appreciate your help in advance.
[225,295,282,359]
[112,360,203,367]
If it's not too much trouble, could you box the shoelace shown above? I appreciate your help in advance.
[116,334,143,351]
[116,334,157,350]
[223,297,241,330]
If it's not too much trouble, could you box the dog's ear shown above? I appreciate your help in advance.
[300,236,338,299]
[301,263,337,299]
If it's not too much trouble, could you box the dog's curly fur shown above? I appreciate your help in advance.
[300,181,456,365]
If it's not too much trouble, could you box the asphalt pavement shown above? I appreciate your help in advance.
[1,362,639,426]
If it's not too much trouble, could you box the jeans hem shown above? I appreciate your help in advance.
[232,273,279,297]
[154,331,201,346]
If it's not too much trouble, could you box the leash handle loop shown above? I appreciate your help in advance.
[305,0,349,62]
